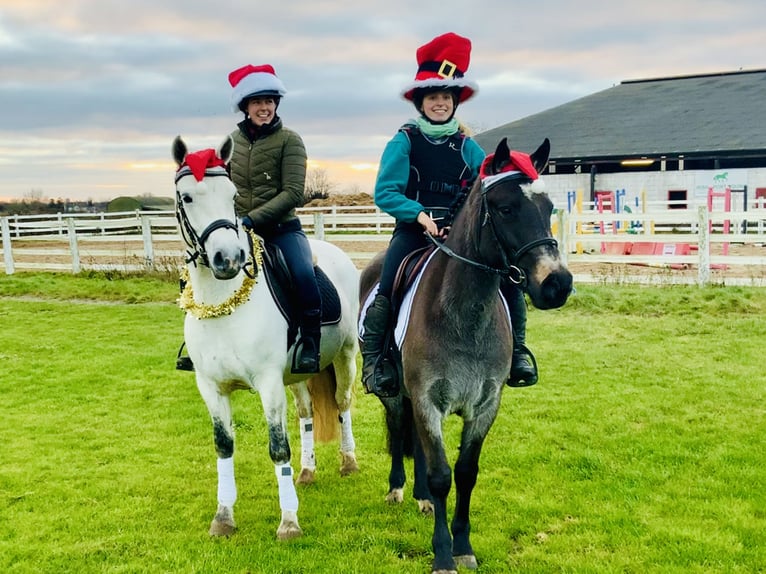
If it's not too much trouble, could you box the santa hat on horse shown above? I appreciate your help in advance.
[400,32,478,104]
[479,145,546,192]
[228,64,287,113]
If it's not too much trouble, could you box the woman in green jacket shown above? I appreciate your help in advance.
[227,64,321,374]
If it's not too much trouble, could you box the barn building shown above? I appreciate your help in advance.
[474,68,766,214]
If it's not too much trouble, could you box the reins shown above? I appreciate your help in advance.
[178,229,263,319]
[426,178,558,287]
[175,166,242,269]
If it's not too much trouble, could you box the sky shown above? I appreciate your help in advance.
[1,0,764,203]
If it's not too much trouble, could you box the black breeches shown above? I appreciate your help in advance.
[377,223,430,299]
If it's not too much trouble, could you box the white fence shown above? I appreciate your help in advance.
[557,205,766,285]
[0,207,394,274]
[2,205,766,285]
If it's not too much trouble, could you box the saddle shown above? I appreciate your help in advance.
[259,240,341,351]
[389,245,437,317]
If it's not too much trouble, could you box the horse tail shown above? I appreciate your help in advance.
[307,365,339,443]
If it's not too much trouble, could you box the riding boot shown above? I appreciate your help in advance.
[361,294,399,397]
[293,309,321,374]
[505,286,538,387]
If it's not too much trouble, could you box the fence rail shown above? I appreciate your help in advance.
[2,206,766,285]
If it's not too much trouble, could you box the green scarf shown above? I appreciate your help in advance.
[413,116,460,139]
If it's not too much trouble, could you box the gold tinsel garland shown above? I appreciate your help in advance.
[178,231,263,319]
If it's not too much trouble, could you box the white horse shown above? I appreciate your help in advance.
[172,135,360,540]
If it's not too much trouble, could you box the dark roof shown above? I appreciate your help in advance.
[474,68,766,163]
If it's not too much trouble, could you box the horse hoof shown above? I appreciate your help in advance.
[339,452,359,476]
[277,521,302,541]
[385,488,403,504]
[454,554,478,569]
[209,505,236,537]
[296,468,315,485]
[417,499,434,515]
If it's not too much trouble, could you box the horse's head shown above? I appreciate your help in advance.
[172,135,247,280]
[464,137,572,309]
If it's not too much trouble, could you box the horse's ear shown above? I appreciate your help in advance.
[490,137,511,174]
[530,138,551,175]
[218,135,234,165]
[172,136,187,167]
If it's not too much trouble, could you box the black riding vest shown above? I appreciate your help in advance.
[402,126,471,223]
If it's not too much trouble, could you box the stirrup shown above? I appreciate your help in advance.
[176,342,194,372]
[507,343,538,388]
[291,338,320,374]
[362,356,400,398]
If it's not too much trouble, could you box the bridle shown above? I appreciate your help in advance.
[427,176,558,287]
[174,165,242,268]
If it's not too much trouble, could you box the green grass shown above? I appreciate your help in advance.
[1,272,765,573]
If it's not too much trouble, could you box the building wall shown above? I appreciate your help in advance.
[543,167,766,212]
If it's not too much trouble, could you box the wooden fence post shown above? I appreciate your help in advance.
[141,215,154,269]
[697,205,710,286]
[313,212,325,241]
[67,218,81,274]
[2,217,15,274]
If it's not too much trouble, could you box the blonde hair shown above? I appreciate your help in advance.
[458,121,473,136]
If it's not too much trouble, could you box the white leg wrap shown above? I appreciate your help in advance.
[299,417,316,470]
[339,409,356,453]
[275,463,299,512]
[217,456,237,507]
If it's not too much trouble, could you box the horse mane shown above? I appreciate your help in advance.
[444,177,483,256]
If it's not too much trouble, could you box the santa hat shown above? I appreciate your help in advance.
[176,149,227,183]
[480,149,545,191]
[401,32,478,103]
[229,64,287,113]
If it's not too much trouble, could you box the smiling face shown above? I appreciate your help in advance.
[420,90,455,123]
[246,96,277,126]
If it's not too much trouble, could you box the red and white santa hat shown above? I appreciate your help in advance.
[479,149,545,192]
[401,32,478,103]
[228,64,287,113]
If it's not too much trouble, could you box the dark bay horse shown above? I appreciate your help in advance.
[359,138,572,573]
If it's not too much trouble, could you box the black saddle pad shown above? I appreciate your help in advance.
[260,241,341,349]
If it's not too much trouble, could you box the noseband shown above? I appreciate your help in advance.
[175,165,240,268]
[427,178,558,287]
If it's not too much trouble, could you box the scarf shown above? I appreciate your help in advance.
[413,116,460,140]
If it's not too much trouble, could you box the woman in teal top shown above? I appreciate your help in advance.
[360,32,538,397]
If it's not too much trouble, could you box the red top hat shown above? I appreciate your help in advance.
[401,32,478,103]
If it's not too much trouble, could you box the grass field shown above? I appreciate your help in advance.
[1,272,765,573]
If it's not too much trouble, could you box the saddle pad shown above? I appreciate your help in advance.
[265,264,342,326]
[264,261,342,351]
[359,250,512,349]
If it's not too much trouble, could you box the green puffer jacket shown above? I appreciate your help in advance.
[229,120,307,231]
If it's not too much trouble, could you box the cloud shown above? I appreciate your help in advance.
[1,0,765,200]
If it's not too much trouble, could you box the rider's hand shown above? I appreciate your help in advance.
[416,211,439,236]
[241,215,254,230]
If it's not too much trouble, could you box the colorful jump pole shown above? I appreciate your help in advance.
[707,186,731,256]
